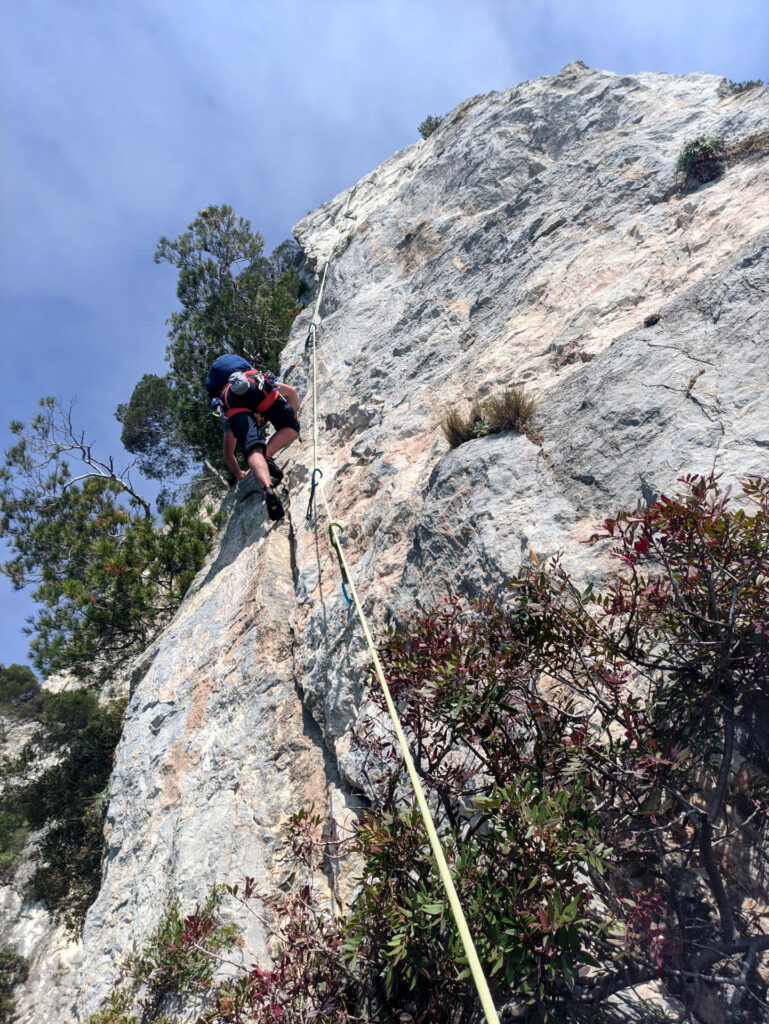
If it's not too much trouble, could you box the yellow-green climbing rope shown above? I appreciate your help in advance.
[305,261,502,1024]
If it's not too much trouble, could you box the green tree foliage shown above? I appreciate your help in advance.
[0,689,125,931]
[418,114,445,139]
[0,663,40,719]
[119,205,302,479]
[675,133,725,184]
[0,665,41,879]
[725,78,764,93]
[0,944,29,1024]
[0,807,28,883]
[0,397,219,683]
[115,373,192,481]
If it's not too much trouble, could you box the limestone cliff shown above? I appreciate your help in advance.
[3,62,768,1022]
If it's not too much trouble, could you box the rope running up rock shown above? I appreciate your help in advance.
[303,260,502,1024]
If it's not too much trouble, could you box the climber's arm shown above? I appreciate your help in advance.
[222,428,245,481]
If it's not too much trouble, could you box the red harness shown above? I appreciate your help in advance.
[222,370,279,419]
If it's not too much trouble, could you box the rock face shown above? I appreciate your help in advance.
[285,63,769,789]
[6,64,768,1021]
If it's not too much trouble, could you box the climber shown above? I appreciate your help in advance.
[205,354,301,522]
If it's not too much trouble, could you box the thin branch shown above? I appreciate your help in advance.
[203,459,229,490]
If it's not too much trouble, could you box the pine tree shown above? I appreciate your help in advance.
[0,398,218,683]
[118,205,302,481]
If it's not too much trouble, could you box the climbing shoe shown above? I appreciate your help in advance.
[264,487,285,521]
[266,457,284,484]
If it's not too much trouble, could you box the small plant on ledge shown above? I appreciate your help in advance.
[332,232,354,258]
[439,385,537,449]
[675,133,725,184]
[418,114,444,139]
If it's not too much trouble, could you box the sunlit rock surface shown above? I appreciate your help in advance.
[285,63,768,790]
[7,64,768,1022]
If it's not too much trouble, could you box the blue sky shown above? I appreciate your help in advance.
[1,0,767,670]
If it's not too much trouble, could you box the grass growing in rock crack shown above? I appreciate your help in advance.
[439,386,536,448]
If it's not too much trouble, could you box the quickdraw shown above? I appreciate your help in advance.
[328,521,354,605]
[305,320,317,351]
[305,467,323,524]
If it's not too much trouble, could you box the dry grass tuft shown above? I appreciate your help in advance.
[485,386,536,434]
[439,386,537,449]
[439,398,486,449]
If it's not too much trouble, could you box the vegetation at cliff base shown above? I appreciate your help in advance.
[0,687,125,932]
[87,473,769,1023]
[0,944,29,1024]
[83,889,237,1023]
[346,472,769,1022]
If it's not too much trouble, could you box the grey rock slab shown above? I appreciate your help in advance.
[283,65,768,784]
[76,481,359,1018]
[540,231,769,514]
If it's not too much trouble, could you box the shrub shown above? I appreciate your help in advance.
[0,690,125,931]
[418,114,444,139]
[725,78,764,94]
[347,472,769,1021]
[84,889,237,1023]
[349,606,613,1022]
[88,864,350,1024]
[82,987,141,1024]
[0,944,29,1024]
[440,386,536,448]
[200,823,356,1024]
[675,133,725,184]
[126,890,237,1018]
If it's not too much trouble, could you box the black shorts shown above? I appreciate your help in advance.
[228,411,266,457]
[265,394,300,434]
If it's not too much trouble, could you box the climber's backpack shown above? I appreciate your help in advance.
[205,353,252,396]
[206,353,280,419]
[221,368,279,419]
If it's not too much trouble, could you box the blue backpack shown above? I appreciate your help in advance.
[205,354,252,397]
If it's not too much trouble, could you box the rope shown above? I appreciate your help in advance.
[304,261,501,1024]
